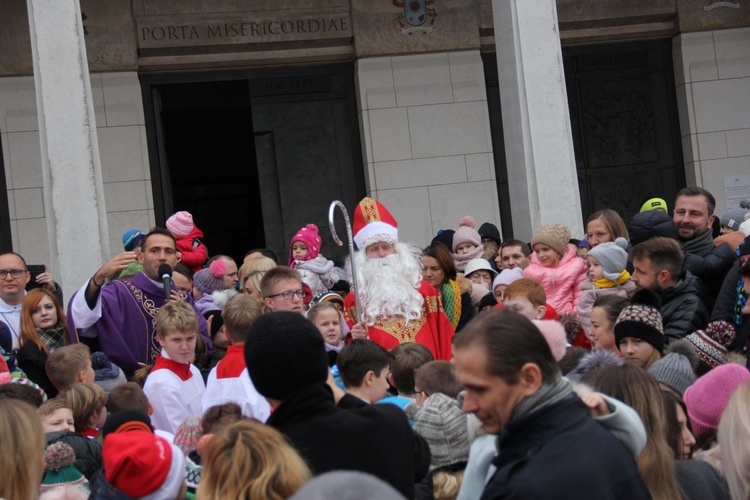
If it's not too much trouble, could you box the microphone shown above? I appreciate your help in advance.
[158,264,173,302]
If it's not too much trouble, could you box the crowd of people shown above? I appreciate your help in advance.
[1,188,750,499]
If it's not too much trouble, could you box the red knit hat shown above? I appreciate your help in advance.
[289,224,322,265]
[352,197,398,250]
[103,430,186,499]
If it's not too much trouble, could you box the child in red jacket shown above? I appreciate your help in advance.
[166,211,208,273]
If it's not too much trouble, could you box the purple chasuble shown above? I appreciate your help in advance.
[67,272,210,375]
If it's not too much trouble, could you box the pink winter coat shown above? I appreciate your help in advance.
[523,243,587,315]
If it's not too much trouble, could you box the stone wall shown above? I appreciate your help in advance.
[0,73,153,271]
[674,26,750,215]
[355,51,501,246]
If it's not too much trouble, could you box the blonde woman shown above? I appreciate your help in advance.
[0,399,45,500]
[197,419,311,499]
[238,256,276,301]
[718,381,750,500]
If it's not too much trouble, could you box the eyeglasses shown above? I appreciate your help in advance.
[586,231,610,240]
[0,269,27,279]
[266,289,305,300]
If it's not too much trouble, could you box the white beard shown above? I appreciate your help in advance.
[353,243,424,326]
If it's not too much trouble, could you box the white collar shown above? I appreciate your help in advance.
[0,293,25,312]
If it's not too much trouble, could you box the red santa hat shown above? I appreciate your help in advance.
[352,197,399,250]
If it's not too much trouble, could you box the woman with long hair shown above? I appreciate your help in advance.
[16,288,71,397]
[586,209,630,249]
[719,381,750,500]
[238,256,276,301]
[422,244,473,332]
[585,364,682,499]
[0,399,45,500]
[197,419,311,499]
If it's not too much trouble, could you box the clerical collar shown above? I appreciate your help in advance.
[143,273,167,288]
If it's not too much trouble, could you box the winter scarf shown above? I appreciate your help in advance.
[593,270,631,289]
[510,375,574,423]
[682,229,714,257]
[39,326,67,353]
[453,245,485,273]
[294,255,334,275]
[440,280,463,330]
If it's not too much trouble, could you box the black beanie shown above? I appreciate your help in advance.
[244,311,329,401]
[102,410,153,438]
[478,222,501,245]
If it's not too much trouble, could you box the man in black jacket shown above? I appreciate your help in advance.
[631,237,709,341]
[245,311,430,498]
[454,309,649,499]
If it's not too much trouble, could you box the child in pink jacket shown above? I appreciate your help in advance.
[166,211,209,273]
[523,224,587,315]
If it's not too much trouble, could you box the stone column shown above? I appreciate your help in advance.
[492,0,582,241]
[26,0,109,293]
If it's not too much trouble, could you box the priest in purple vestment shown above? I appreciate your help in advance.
[68,228,211,376]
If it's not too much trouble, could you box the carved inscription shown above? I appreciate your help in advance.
[137,14,350,48]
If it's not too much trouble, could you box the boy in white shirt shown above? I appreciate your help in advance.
[144,302,205,434]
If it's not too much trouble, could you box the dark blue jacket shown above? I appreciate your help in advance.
[481,396,650,500]
[89,470,136,500]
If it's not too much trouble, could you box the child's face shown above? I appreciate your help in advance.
[456,242,477,255]
[618,337,655,369]
[577,247,589,258]
[95,407,107,429]
[493,284,507,302]
[313,309,341,346]
[292,242,309,261]
[158,329,197,364]
[213,327,230,349]
[369,366,391,404]
[469,270,492,289]
[533,244,560,267]
[42,408,75,434]
[504,296,544,320]
[587,256,603,281]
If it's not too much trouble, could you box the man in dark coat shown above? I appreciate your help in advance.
[245,311,430,499]
[631,237,709,341]
[454,309,649,499]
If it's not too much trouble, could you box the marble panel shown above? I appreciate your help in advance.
[672,32,718,86]
[355,57,396,110]
[374,155,466,190]
[7,131,42,189]
[700,156,750,216]
[466,153,494,182]
[5,189,15,221]
[0,76,38,133]
[714,28,750,80]
[1,132,11,188]
[104,180,149,213]
[369,107,412,162]
[392,53,453,107]
[13,187,44,219]
[409,101,491,159]
[16,217,50,265]
[97,126,148,183]
[697,132,727,160]
[359,110,374,165]
[429,181,501,239]
[726,128,750,158]
[681,135,698,165]
[375,186,432,246]
[449,51,487,103]
[692,78,750,134]
[675,84,695,137]
[101,72,146,127]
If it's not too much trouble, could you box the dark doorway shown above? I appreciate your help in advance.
[564,39,685,223]
[141,66,365,265]
[158,81,261,264]
[484,39,685,233]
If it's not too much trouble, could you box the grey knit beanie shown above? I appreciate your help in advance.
[412,393,469,471]
[587,237,629,281]
[719,199,750,231]
[648,352,695,396]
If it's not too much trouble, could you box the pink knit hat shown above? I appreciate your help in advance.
[452,216,482,252]
[532,320,568,362]
[166,211,194,238]
[288,224,322,265]
[683,363,750,439]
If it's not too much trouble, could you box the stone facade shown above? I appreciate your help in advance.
[0,0,749,293]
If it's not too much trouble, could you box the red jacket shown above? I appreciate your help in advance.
[175,226,208,272]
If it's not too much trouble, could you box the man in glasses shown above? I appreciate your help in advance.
[0,252,61,348]
[260,267,305,314]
